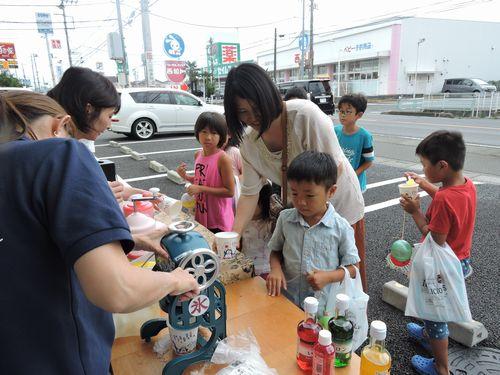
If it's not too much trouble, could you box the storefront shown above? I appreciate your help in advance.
[257,17,500,96]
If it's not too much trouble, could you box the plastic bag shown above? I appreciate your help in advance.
[210,328,278,375]
[405,233,472,322]
[324,266,369,351]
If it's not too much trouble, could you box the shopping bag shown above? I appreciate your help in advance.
[405,233,472,322]
[324,266,369,351]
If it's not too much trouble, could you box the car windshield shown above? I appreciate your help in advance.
[472,79,489,85]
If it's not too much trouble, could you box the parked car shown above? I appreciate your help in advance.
[441,78,497,94]
[111,88,225,140]
[277,79,335,115]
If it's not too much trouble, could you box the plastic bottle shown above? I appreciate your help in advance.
[296,296,322,371]
[312,330,336,375]
[328,294,354,368]
[360,321,391,375]
[181,183,196,217]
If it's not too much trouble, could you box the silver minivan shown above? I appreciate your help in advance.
[441,78,497,93]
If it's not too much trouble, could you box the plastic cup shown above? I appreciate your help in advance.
[161,196,182,218]
[214,231,239,260]
[398,183,419,198]
[168,322,198,355]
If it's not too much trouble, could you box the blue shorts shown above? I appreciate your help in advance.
[423,258,471,340]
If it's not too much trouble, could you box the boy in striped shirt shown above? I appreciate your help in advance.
[334,94,375,193]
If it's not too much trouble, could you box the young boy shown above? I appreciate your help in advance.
[335,94,375,193]
[266,150,360,312]
[400,130,476,375]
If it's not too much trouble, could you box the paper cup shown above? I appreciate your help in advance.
[168,322,198,355]
[214,231,239,260]
[398,183,419,198]
[161,196,182,218]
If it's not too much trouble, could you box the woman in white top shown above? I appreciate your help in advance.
[223,63,368,290]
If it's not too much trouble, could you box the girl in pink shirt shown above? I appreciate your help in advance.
[177,112,235,232]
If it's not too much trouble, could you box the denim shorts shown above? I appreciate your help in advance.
[423,258,471,340]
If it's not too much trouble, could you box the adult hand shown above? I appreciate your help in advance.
[176,162,188,180]
[400,194,421,214]
[133,228,170,259]
[306,270,331,291]
[266,267,287,297]
[169,268,200,297]
[108,181,124,203]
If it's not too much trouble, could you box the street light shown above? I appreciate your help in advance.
[273,29,285,82]
[413,38,426,99]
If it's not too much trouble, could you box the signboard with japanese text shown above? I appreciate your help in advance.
[206,42,241,78]
[165,60,186,83]
[342,42,373,53]
[163,33,185,58]
[36,12,53,35]
[0,42,16,60]
[51,40,62,49]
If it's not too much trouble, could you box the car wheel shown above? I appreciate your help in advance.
[131,118,156,140]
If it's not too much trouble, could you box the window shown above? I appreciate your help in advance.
[174,93,200,106]
[129,91,151,103]
[149,92,171,104]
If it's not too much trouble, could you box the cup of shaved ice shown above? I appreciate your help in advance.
[398,178,419,198]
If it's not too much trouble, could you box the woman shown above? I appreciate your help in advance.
[47,66,148,202]
[0,92,199,373]
[224,63,367,290]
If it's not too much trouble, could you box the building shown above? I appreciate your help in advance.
[257,17,500,96]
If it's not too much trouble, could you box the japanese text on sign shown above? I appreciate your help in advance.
[221,44,238,64]
[343,42,372,53]
[0,43,16,60]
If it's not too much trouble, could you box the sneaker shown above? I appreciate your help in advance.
[463,264,473,279]
[411,355,438,375]
[407,323,432,353]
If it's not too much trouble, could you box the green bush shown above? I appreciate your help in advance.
[0,72,23,87]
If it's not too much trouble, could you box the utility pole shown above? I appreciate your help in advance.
[273,28,277,82]
[141,0,154,86]
[413,38,426,99]
[299,0,305,80]
[115,0,129,87]
[44,33,56,87]
[58,0,75,67]
[30,54,38,91]
[308,0,314,79]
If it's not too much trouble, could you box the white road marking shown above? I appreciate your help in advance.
[104,147,201,160]
[371,133,500,149]
[95,136,194,147]
[123,171,194,183]
[366,175,424,189]
[361,118,498,131]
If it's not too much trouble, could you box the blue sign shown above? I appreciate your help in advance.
[298,32,309,52]
[35,12,53,35]
[163,33,185,58]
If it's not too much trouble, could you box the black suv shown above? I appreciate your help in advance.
[277,79,335,115]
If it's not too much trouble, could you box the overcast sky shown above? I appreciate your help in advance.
[1,0,499,86]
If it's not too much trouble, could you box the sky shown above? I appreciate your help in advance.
[1,0,499,87]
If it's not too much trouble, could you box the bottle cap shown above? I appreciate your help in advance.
[370,320,387,340]
[318,330,332,346]
[336,293,350,311]
[185,182,192,189]
[130,193,143,200]
[304,296,319,314]
[149,187,160,195]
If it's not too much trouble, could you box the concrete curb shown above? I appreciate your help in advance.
[382,280,488,347]
[130,151,146,160]
[119,146,133,155]
[149,160,168,173]
[109,141,120,148]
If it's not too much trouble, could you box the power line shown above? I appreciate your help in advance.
[0,18,116,24]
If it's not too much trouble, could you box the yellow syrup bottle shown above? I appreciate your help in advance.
[360,320,391,375]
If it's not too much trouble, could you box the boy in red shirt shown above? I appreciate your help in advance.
[400,130,476,375]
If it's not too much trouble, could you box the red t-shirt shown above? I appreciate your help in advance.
[426,177,477,259]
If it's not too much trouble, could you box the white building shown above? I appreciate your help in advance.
[257,17,500,96]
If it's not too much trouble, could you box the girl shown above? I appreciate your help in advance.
[241,182,274,279]
[177,112,235,233]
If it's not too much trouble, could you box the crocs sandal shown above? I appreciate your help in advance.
[411,355,438,375]
[407,323,432,353]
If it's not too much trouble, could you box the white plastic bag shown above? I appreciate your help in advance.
[324,266,369,351]
[405,234,472,322]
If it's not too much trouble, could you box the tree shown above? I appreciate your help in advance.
[201,70,215,97]
[0,72,23,87]
[185,60,200,92]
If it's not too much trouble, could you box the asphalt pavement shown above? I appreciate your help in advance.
[96,122,499,374]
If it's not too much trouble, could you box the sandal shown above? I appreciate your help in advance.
[407,322,432,353]
[411,355,438,375]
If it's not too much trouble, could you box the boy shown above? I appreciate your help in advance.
[335,94,375,193]
[400,130,476,375]
[266,150,360,312]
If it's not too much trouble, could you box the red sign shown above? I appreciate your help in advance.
[165,60,186,83]
[221,44,237,64]
[0,42,16,60]
[51,39,62,49]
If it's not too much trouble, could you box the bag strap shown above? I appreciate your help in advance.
[280,102,288,205]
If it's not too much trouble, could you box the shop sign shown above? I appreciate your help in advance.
[165,60,186,83]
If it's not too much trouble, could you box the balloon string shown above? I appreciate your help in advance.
[401,210,406,240]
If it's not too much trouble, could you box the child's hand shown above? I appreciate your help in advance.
[187,184,203,195]
[400,194,421,214]
[404,172,425,186]
[266,267,287,297]
[306,270,332,291]
[176,163,188,180]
